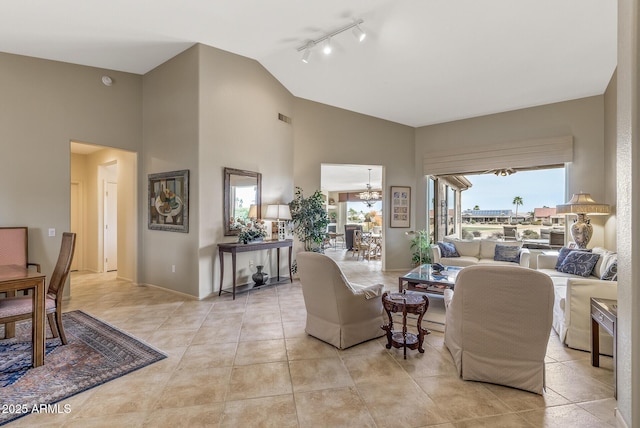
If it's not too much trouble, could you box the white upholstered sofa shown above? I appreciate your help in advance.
[537,247,618,353]
[431,238,531,268]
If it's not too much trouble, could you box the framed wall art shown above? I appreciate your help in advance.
[390,186,410,228]
[148,169,189,232]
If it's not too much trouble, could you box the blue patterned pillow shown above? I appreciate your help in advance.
[437,242,459,258]
[494,244,520,263]
[557,252,600,277]
[601,257,618,281]
[555,246,591,269]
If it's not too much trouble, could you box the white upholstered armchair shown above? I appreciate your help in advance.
[443,265,554,394]
[296,252,385,349]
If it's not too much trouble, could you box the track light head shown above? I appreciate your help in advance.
[353,24,366,42]
[301,48,311,63]
[323,38,332,55]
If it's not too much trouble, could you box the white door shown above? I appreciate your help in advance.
[104,181,118,272]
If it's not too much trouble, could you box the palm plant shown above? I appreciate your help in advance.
[409,230,432,266]
[512,196,523,224]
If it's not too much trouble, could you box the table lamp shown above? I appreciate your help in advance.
[556,192,610,249]
[265,204,292,240]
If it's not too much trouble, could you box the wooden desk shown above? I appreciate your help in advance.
[0,265,46,367]
[591,297,617,398]
[218,239,293,300]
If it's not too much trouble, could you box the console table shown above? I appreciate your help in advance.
[218,239,293,300]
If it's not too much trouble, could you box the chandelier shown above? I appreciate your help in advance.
[358,168,381,207]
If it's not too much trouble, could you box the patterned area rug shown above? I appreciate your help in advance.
[0,310,166,426]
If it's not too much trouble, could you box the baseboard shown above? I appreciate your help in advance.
[615,408,629,428]
[141,282,199,300]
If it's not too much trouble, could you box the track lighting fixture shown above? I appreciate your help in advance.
[297,19,365,63]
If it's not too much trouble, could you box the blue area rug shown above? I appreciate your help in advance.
[0,310,166,426]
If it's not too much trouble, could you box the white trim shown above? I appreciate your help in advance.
[423,135,573,176]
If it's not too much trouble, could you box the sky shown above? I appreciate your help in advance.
[460,168,566,214]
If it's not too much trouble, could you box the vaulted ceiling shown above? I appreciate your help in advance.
[1,1,616,128]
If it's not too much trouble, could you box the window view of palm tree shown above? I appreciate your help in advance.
[459,167,565,241]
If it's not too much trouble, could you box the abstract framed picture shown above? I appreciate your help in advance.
[390,186,410,228]
[148,169,189,232]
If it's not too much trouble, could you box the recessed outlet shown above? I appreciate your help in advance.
[171,265,176,273]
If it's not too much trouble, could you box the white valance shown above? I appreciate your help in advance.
[423,135,573,176]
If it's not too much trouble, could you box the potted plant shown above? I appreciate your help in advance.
[289,187,329,252]
[409,229,432,266]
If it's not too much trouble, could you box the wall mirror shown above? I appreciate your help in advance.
[224,167,262,236]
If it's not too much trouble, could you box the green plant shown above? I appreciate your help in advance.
[289,187,329,252]
[409,230,432,266]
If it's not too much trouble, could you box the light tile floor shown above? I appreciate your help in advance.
[8,248,617,427]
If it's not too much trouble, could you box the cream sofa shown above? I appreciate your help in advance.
[537,247,618,353]
[431,238,531,268]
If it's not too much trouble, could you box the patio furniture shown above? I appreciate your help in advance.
[503,225,518,241]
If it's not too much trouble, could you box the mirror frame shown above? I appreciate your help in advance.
[224,167,262,236]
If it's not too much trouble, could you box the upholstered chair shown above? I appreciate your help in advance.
[1,232,76,343]
[443,265,554,394]
[297,252,385,349]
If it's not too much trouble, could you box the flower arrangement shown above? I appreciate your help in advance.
[234,218,267,244]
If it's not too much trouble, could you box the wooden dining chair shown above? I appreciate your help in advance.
[0,227,41,272]
[1,232,76,343]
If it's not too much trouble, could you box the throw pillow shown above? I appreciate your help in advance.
[494,244,521,263]
[437,242,460,258]
[600,255,618,281]
[557,251,600,277]
[555,246,592,269]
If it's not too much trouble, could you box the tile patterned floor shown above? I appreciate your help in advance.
[7,249,617,427]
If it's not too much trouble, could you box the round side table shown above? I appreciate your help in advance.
[381,291,430,359]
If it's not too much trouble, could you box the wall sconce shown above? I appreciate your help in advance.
[265,204,292,240]
[556,192,610,248]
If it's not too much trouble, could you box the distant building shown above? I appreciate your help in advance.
[533,207,564,225]
[461,209,525,223]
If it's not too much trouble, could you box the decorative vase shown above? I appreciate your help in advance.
[252,265,269,286]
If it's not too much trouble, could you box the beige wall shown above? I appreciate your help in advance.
[603,70,618,251]
[415,96,611,248]
[615,0,639,424]
[292,98,415,270]
[142,45,200,296]
[198,44,295,297]
[0,52,142,280]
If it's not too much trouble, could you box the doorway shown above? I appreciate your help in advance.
[69,141,137,282]
[321,164,384,270]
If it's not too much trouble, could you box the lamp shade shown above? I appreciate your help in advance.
[556,193,610,215]
[248,204,258,219]
[265,204,292,220]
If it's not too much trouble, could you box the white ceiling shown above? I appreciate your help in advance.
[1,1,616,128]
[321,164,383,192]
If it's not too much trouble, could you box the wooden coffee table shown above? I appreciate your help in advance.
[398,264,462,295]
